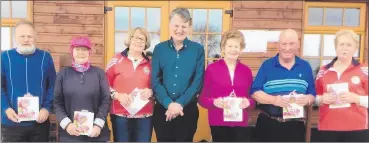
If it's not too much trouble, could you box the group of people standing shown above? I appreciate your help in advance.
[1,7,368,142]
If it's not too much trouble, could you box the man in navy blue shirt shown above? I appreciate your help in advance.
[250,29,316,142]
[151,8,205,142]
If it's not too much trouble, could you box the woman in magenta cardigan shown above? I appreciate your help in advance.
[199,30,255,142]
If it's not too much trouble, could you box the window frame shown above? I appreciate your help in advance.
[304,2,366,32]
[105,1,169,64]
[302,2,367,64]
[1,1,33,51]
[1,1,33,26]
[169,1,231,67]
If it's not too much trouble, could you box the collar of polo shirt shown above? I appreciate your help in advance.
[272,53,303,67]
[168,37,190,50]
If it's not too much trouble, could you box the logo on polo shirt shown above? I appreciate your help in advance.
[143,67,150,75]
[351,76,360,84]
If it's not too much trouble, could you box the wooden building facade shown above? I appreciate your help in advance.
[1,0,368,142]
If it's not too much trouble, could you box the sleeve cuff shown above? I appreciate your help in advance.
[359,96,368,108]
[160,97,173,109]
[60,117,72,130]
[93,118,105,128]
[41,107,52,113]
[176,100,185,108]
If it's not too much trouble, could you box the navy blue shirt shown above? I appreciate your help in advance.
[151,37,205,109]
[250,54,316,117]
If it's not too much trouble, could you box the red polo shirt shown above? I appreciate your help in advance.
[106,49,153,118]
[316,58,368,131]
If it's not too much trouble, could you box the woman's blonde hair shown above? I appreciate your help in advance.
[334,29,359,48]
[124,27,151,50]
[220,30,246,51]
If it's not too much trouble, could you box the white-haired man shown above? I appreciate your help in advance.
[1,19,56,142]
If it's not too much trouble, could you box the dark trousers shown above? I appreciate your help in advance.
[254,113,305,142]
[210,126,251,142]
[153,102,199,142]
[1,120,50,142]
[110,114,153,142]
[58,125,110,142]
[319,129,369,142]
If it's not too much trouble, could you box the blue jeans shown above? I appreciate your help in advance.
[111,114,153,142]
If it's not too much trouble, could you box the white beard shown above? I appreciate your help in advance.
[16,44,36,55]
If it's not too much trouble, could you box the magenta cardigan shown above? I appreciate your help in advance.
[199,59,255,127]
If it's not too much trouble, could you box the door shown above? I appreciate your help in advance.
[105,1,231,142]
[168,2,231,141]
[105,1,169,64]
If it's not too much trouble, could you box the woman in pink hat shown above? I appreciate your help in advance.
[53,36,111,142]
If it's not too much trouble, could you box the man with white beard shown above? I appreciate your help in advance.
[1,19,56,142]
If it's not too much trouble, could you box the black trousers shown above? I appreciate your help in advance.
[153,102,199,142]
[319,129,369,142]
[1,120,50,142]
[254,113,305,142]
[210,126,251,142]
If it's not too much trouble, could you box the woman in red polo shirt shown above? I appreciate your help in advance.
[315,29,368,142]
[106,27,153,142]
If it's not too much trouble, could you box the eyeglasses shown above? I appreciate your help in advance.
[131,36,145,42]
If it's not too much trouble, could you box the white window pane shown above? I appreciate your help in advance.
[207,35,221,58]
[115,7,129,31]
[131,7,145,28]
[344,8,360,26]
[147,8,161,32]
[303,34,321,57]
[308,8,323,26]
[115,32,128,53]
[192,34,206,46]
[1,1,10,18]
[1,27,11,51]
[323,34,336,57]
[193,9,207,33]
[208,9,222,33]
[11,1,28,18]
[147,33,160,52]
[325,8,343,26]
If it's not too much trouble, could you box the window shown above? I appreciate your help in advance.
[188,9,223,66]
[114,6,162,53]
[303,2,366,72]
[1,1,33,51]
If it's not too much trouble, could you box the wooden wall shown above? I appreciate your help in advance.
[33,1,105,71]
[232,1,304,77]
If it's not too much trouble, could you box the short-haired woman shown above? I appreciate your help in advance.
[315,29,368,142]
[106,27,154,142]
[199,30,255,142]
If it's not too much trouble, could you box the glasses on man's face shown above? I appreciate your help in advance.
[131,36,145,43]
